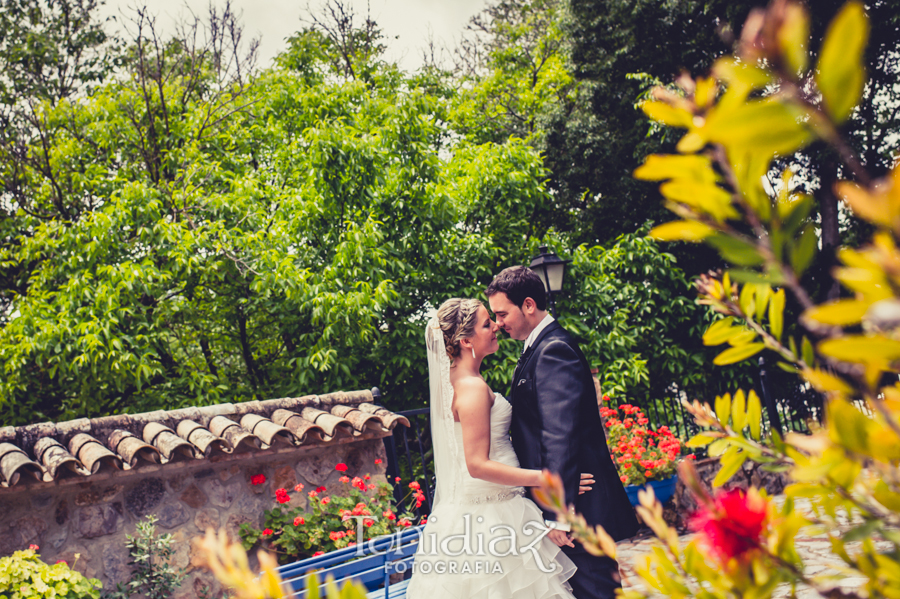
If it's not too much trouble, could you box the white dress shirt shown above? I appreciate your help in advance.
[523,313,555,352]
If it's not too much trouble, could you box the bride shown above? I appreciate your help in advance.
[406,298,586,598]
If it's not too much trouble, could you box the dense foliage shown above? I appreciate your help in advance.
[0,0,755,426]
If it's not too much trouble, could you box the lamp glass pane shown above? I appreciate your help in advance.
[546,263,565,292]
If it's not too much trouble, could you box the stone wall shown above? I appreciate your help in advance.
[0,437,388,597]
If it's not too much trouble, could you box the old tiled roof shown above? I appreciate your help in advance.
[0,389,409,489]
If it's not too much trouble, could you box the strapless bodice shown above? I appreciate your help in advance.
[453,393,524,502]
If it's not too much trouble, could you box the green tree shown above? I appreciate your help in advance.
[0,3,555,425]
[563,0,900,266]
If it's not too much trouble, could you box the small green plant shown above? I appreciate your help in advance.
[102,515,186,599]
[0,548,102,599]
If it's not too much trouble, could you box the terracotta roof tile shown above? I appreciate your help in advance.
[0,388,406,489]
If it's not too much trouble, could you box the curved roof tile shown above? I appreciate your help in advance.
[0,388,405,488]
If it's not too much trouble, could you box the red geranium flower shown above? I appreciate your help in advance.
[294,517,305,526]
[29,544,39,551]
[383,510,396,520]
[336,463,348,472]
[408,481,420,490]
[690,489,769,566]
[339,476,350,483]
[395,476,401,483]
[262,528,273,537]
[374,459,382,465]
[602,394,611,402]
[321,496,331,505]
[316,486,327,493]
[363,518,374,527]
[56,560,67,565]
[250,474,266,486]
[313,551,324,557]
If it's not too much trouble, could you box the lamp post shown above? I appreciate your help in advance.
[528,245,570,318]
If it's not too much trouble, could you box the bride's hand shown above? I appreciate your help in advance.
[579,472,595,495]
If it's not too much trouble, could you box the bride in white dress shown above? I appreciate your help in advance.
[406,298,580,599]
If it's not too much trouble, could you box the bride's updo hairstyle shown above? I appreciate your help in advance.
[435,298,483,361]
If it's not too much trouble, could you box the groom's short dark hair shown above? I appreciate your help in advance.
[485,266,547,311]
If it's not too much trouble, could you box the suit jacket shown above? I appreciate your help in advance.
[509,321,639,544]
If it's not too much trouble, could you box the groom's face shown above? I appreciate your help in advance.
[488,292,530,341]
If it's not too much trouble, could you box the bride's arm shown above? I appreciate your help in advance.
[454,378,543,488]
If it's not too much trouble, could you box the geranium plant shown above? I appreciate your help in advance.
[600,400,690,486]
[0,547,102,599]
[239,461,425,562]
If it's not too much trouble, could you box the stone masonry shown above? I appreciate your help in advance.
[0,437,389,598]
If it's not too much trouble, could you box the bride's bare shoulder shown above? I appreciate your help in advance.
[451,376,493,408]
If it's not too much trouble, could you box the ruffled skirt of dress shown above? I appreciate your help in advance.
[404,494,576,599]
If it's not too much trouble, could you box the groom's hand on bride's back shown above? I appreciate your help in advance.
[579,472,595,495]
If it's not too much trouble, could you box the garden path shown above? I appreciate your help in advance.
[617,496,875,598]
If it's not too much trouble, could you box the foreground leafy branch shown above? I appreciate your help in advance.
[537,1,900,597]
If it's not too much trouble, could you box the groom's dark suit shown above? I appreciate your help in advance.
[509,321,639,599]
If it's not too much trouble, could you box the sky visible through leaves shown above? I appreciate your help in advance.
[99,0,488,70]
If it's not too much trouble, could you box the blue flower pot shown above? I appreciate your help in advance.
[624,475,678,507]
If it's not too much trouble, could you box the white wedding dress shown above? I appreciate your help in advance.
[405,391,577,599]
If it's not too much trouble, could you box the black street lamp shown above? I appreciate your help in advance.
[529,245,570,318]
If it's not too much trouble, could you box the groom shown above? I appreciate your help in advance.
[487,266,639,599]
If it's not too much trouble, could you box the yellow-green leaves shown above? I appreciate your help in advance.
[818,335,900,363]
[714,342,765,365]
[715,392,732,428]
[659,180,738,223]
[641,101,694,128]
[649,221,715,242]
[769,288,785,340]
[801,368,853,397]
[802,299,870,327]
[703,98,812,158]
[633,154,717,183]
[747,389,762,440]
[836,165,900,233]
[816,1,869,123]
[777,1,810,76]
[714,445,747,487]
[703,317,741,345]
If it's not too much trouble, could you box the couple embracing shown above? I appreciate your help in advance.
[406,266,638,599]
